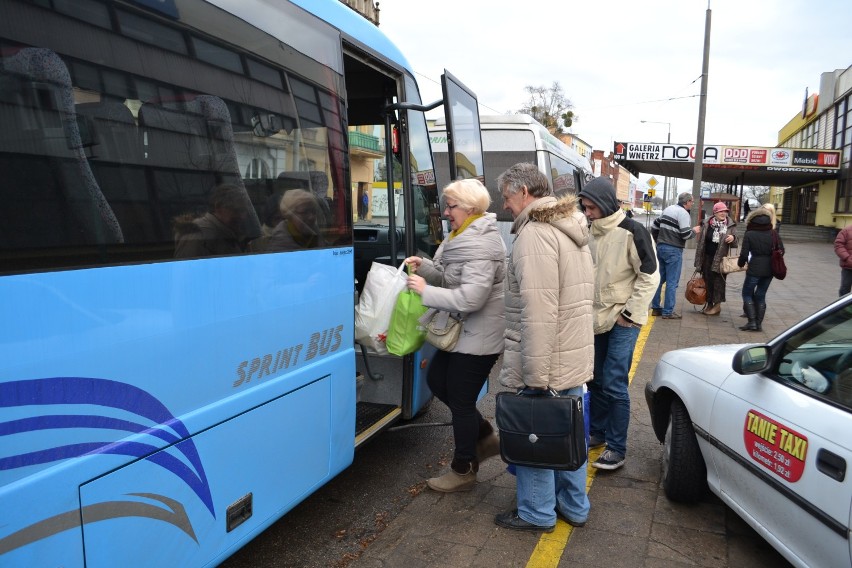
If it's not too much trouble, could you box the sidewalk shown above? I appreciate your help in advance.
[351,241,842,568]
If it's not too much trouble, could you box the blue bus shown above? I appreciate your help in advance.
[0,1,483,565]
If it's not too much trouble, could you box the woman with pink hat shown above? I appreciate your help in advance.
[693,201,738,315]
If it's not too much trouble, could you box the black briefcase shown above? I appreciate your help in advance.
[495,388,587,471]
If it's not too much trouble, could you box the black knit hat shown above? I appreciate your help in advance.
[578,177,620,217]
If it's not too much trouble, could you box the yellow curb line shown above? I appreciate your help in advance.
[525,316,655,568]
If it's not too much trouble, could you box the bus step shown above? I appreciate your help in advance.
[355,401,400,439]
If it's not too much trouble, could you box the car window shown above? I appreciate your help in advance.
[776,303,852,408]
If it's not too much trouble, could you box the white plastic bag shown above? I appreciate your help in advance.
[355,261,407,355]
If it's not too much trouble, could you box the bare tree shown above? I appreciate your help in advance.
[744,185,771,204]
[700,181,729,195]
[518,82,576,133]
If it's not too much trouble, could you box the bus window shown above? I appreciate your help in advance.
[549,151,579,197]
[0,3,357,273]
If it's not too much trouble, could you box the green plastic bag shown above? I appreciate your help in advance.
[386,267,428,356]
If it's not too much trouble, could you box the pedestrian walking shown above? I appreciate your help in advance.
[494,162,594,533]
[650,192,701,319]
[578,178,659,471]
[835,223,852,296]
[694,202,737,315]
[738,207,783,331]
[404,179,506,492]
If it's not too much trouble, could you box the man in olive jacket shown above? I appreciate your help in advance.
[494,163,594,533]
[579,177,659,471]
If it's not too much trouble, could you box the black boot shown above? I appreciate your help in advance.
[739,302,757,331]
[739,301,748,318]
[755,304,766,332]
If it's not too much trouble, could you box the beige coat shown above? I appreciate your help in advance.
[589,209,660,333]
[499,196,595,391]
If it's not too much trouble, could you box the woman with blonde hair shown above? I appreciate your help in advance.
[764,202,781,234]
[737,206,784,331]
[265,189,325,250]
[404,178,506,492]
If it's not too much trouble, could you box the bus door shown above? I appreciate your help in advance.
[348,60,484,440]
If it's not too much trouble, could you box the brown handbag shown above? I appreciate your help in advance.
[685,271,707,305]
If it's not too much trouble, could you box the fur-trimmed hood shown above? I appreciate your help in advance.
[745,207,772,228]
[514,194,589,249]
[172,212,204,237]
[527,193,580,223]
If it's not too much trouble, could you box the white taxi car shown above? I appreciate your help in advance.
[645,294,852,568]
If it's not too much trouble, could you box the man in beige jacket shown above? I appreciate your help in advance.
[579,177,659,471]
[494,163,595,533]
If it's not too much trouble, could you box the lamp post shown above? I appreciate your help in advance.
[641,120,671,207]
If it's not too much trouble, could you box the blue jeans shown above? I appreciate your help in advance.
[515,385,590,527]
[588,323,640,457]
[742,274,772,304]
[651,243,684,315]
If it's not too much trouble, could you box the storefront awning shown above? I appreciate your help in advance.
[613,142,841,186]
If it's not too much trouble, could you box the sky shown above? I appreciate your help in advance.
[378,0,852,188]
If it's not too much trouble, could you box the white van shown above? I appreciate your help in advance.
[430,114,593,247]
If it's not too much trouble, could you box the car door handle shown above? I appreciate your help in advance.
[816,449,846,482]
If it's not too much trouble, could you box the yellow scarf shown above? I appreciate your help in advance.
[448,213,483,240]
[287,220,318,248]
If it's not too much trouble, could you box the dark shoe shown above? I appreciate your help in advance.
[495,510,554,533]
[739,302,757,331]
[592,449,625,470]
[588,434,606,449]
[650,308,662,316]
[556,509,587,528]
[661,312,682,319]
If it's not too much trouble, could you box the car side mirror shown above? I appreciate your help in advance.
[732,345,771,375]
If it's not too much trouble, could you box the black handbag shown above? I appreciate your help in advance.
[495,388,587,471]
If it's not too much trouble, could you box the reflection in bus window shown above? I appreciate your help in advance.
[0,0,352,274]
[263,188,328,251]
[173,183,252,258]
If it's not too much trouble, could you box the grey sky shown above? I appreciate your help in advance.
[379,0,851,164]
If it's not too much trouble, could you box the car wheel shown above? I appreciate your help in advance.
[662,398,707,502]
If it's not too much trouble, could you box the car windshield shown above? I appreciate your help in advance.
[777,303,852,405]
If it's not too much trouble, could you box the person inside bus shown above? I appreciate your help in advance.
[248,191,286,252]
[403,178,506,493]
[173,183,251,258]
[265,189,327,251]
